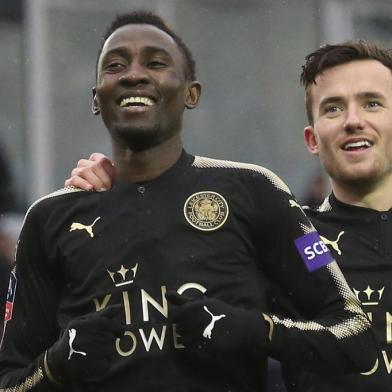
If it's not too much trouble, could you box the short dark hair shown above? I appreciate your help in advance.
[300,40,392,124]
[96,11,196,81]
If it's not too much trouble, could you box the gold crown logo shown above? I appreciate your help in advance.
[107,263,138,287]
[353,286,384,306]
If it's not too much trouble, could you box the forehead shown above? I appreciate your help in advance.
[99,24,182,62]
[311,60,392,104]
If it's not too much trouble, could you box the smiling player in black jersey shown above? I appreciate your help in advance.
[278,41,392,392]
[0,12,376,392]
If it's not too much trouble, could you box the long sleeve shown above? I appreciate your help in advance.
[0,201,64,391]
[251,171,377,374]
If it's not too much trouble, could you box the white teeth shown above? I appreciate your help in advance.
[343,140,372,150]
[120,96,154,107]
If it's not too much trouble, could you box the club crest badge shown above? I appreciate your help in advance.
[184,191,229,231]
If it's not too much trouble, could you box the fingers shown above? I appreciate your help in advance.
[89,154,116,187]
[89,153,108,161]
[64,154,115,191]
[71,166,106,191]
[96,304,124,319]
[166,291,190,306]
[65,176,94,191]
[69,305,124,339]
[74,305,123,325]
[95,305,124,334]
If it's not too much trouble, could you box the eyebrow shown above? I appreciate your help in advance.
[143,46,172,57]
[358,91,386,100]
[102,45,172,61]
[319,96,343,108]
[319,91,386,108]
[101,47,128,60]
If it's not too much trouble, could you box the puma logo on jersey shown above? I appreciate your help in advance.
[68,329,87,360]
[70,217,101,238]
[289,199,301,209]
[203,306,226,339]
[320,231,345,255]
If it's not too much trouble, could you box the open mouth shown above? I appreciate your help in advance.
[342,140,373,151]
[119,96,154,108]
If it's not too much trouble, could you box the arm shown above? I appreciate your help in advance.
[0,204,64,391]
[252,171,376,374]
[167,168,376,375]
[0,200,121,391]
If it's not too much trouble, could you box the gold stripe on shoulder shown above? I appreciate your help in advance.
[28,186,85,213]
[0,367,44,392]
[193,156,292,194]
[14,187,87,262]
[300,222,316,234]
[22,186,85,226]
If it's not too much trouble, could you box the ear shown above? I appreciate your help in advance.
[185,81,202,109]
[92,87,100,115]
[304,125,319,155]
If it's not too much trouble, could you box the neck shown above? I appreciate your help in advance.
[331,176,392,211]
[112,134,183,182]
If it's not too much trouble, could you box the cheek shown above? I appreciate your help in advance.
[315,123,340,149]
[160,71,185,91]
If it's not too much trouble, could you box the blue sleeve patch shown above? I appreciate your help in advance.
[294,232,333,272]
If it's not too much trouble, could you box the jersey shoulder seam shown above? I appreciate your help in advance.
[192,155,291,194]
[22,186,86,227]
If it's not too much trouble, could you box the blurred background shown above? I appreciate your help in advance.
[1,0,392,389]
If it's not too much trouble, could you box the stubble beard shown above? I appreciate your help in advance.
[113,123,180,152]
[326,156,390,193]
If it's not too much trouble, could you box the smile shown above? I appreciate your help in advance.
[342,140,373,151]
[119,96,154,107]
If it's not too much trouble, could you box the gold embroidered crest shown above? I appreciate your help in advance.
[184,191,229,231]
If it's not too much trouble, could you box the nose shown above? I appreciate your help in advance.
[119,62,149,86]
[343,106,365,132]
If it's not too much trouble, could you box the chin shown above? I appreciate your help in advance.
[114,125,176,152]
[330,164,384,187]
[121,132,161,151]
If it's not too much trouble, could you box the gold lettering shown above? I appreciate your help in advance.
[360,358,378,376]
[93,294,111,311]
[122,291,131,325]
[386,312,392,344]
[116,331,137,357]
[382,350,392,374]
[177,282,207,295]
[367,312,373,322]
[172,324,185,349]
[139,326,167,352]
[141,286,168,322]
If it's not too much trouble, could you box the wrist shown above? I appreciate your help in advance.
[43,351,63,387]
[229,308,270,356]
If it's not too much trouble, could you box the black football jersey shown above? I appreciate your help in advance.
[0,153,375,392]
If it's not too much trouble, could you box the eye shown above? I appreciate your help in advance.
[323,105,342,117]
[365,101,382,109]
[147,59,167,68]
[104,62,126,72]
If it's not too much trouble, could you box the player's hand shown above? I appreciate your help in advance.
[46,305,123,386]
[64,153,115,192]
[167,292,269,360]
